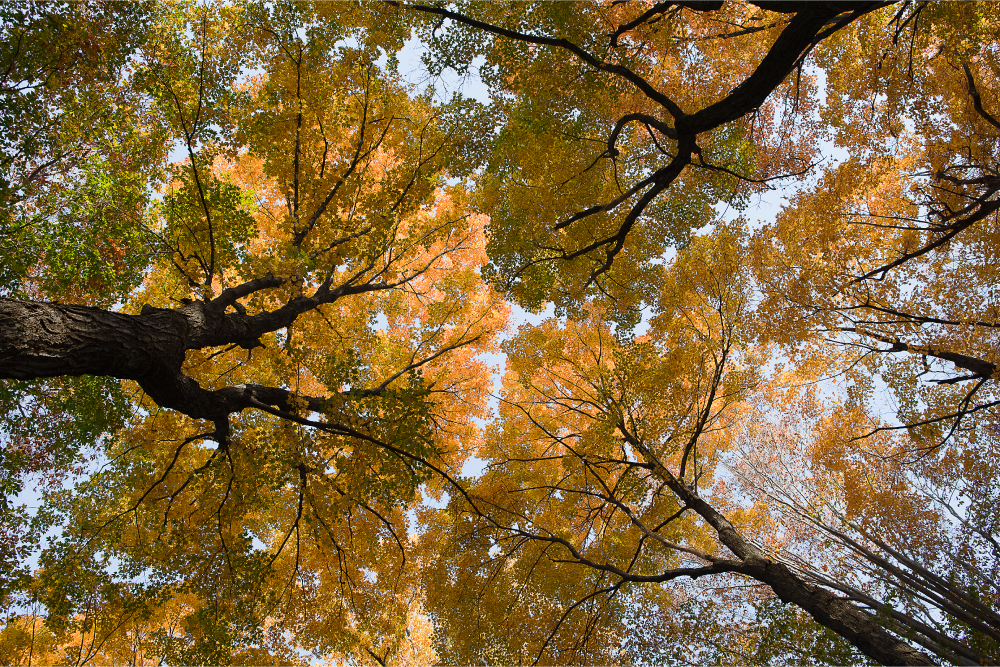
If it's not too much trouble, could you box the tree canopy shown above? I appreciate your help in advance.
[1,1,998,665]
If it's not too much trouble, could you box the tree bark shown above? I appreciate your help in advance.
[617,426,937,665]
[673,478,936,665]
[0,299,187,381]
[0,297,266,421]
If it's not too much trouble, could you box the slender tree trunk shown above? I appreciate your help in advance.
[669,477,937,666]
[617,427,937,665]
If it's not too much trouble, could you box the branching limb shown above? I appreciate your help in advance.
[963,62,1000,131]
[839,327,997,379]
[394,1,687,118]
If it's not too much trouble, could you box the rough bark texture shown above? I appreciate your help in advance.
[2,300,193,417]
[0,295,296,421]
[0,299,185,381]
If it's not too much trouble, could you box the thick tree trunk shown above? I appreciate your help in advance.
[0,299,187,381]
[0,294,350,425]
[0,298,251,420]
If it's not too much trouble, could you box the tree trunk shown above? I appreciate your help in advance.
[617,426,937,665]
[0,298,242,420]
[670,477,937,666]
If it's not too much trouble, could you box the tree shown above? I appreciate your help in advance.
[0,0,165,302]
[3,0,999,664]
[0,0,163,606]
[3,2,504,662]
[751,0,1000,453]
[403,0,890,320]
[406,0,999,453]
[422,228,934,665]
[730,389,1000,664]
[402,2,997,661]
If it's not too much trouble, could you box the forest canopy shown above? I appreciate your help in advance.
[0,1,998,665]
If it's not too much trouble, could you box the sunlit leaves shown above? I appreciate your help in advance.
[423,228,759,663]
[3,1,1000,663]
[0,2,166,303]
[7,2,506,663]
